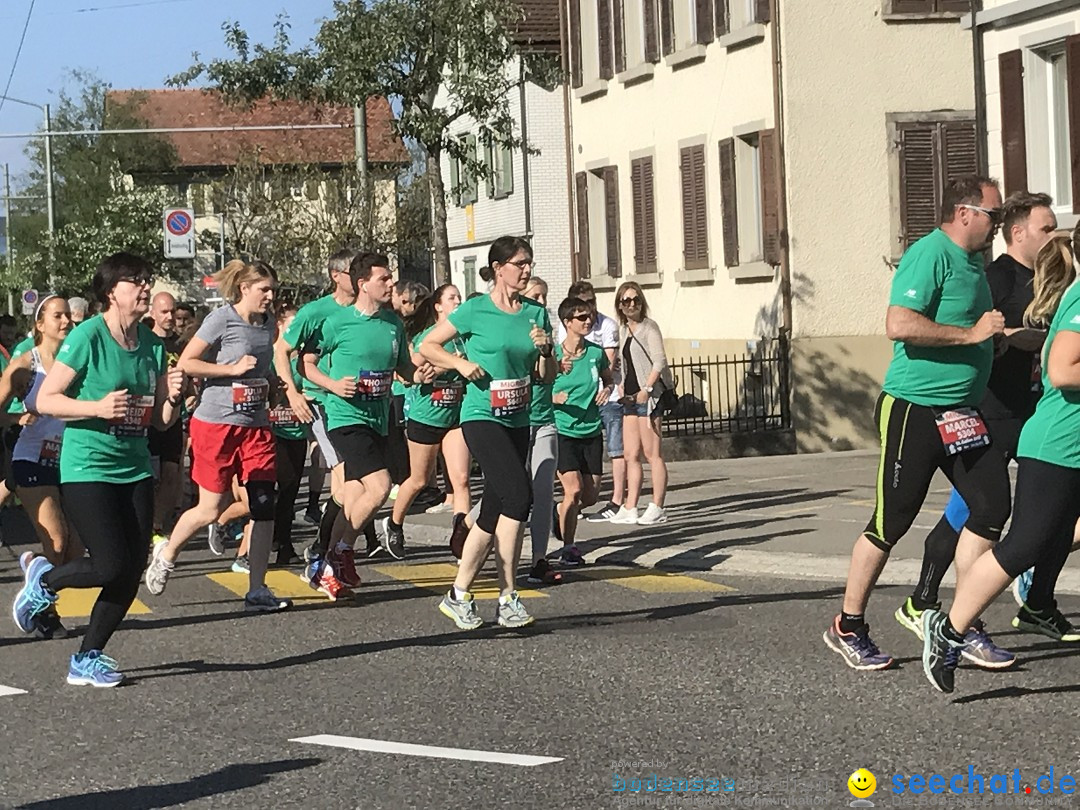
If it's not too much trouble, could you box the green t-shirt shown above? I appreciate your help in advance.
[270,357,313,441]
[56,315,166,484]
[447,295,551,428]
[530,379,554,426]
[407,326,466,430]
[5,336,34,415]
[318,306,409,434]
[281,294,351,403]
[1019,280,1080,467]
[882,228,994,407]
[553,341,609,438]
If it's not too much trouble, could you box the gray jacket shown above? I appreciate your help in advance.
[618,317,674,406]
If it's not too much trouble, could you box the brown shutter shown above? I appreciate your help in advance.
[718,138,738,267]
[576,171,591,278]
[603,167,622,277]
[569,0,583,88]
[937,0,972,11]
[680,148,695,267]
[643,0,660,63]
[714,0,728,36]
[696,0,714,43]
[898,123,938,250]
[890,0,935,12]
[680,145,708,270]
[632,157,657,274]
[660,0,675,56]
[759,129,780,266]
[998,50,1027,196]
[1067,36,1080,213]
[598,0,614,80]
[753,0,770,24]
[613,0,626,74]
[941,119,978,180]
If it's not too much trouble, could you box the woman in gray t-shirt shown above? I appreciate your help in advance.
[143,260,292,613]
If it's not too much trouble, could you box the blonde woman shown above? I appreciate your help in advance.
[144,260,291,612]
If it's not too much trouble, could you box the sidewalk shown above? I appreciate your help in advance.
[403,449,1080,597]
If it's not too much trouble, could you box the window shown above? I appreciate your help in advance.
[484,141,514,199]
[463,257,477,297]
[679,144,709,270]
[883,0,969,17]
[575,166,621,278]
[448,134,479,207]
[719,130,780,269]
[1021,46,1073,212]
[631,156,657,274]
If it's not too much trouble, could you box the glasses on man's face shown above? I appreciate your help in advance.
[570,313,592,323]
[620,296,641,306]
[960,204,1004,226]
[120,275,153,288]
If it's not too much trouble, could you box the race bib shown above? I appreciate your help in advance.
[431,380,464,408]
[356,370,393,401]
[109,395,155,438]
[38,438,61,468]
[490,377,530,417]
[268,405,299,426]
[232,378,270,413]
[934,407,991,456]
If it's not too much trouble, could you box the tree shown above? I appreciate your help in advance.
[171,0,560,284]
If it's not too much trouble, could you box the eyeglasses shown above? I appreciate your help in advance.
[120,275,153,287]
[502,259,533,270]
[570,313,592,322]
[959,204,1004,226]
[619,296,641,306]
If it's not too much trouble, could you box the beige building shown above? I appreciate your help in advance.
[567,0,975,451]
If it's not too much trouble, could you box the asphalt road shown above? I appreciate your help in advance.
[2,520,1080,810]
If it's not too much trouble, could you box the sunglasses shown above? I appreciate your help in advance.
[620,296,641,306]
[959,204,1004,226]
[120,274,153,287]
[570,313,592,322]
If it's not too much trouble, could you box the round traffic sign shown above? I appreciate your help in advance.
[21,289,38,305]
[166,210,193,236]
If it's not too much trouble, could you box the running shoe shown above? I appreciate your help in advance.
[304,560,353,602]
[144,540,174,596]
[379,517,406,560]
[526,558,562,586]
[67,650,124,688]
[822,616,894,671]
[12,556,56,634]
[448,513,469,560]
[1012,567,1034,607]
[497,591,534,628]
[303,506,322,526]
[425,501,454,515]
[1012,604,1080,642]
[365,529,382,559]
[438,588,483,630]
[18,550,33,572]
[330,545,361,588]
[961,620,1016,669]
[207,523,226,556]
[33,606,68,640]
[585,501,620,522]
[894,597,938,641]
[560,545,586,566]
[610,506,639,525]
[638,503,668,525]
[922,609,963,693]
[231,555,250,574]
[244,585,292,612]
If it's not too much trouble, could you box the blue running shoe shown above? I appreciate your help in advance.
[1012,567,1034,607]
[12,556,56,634]
[67,650,124,688]
[961,620,1016,670]
[823,616,894,670]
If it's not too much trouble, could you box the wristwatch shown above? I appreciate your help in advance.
[539,344,554,358]
[644,385,654,394]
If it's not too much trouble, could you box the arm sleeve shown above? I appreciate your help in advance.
[645,322,668,373]
[447,299,473,337]
[194,307,227,347]
[888,246,944,315]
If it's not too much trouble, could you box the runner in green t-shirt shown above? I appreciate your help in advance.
[552,297,613,568]
[11,252,184,688]
[419,236,556,631]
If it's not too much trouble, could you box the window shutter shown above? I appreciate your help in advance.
[603,166,622,278]
[569,0,583,88]
[643,0,660,63]
[937,0,971,11]
[632,157,657,274]
[941,119,977,180]
[576,171,591,278]
[696,0,714,44]
[890,0,935,12]
[758,129,780,266]
[714,0,728,37]
[680,145,708,270]
[598,0,614,80]
[898,123,938,250]
[613,0,626,74]
[484,141,495,199]
[718,138,738,268]
[660,0,675,56]
[998,49,1027,196]
[1067,35,1080,213]
[449,156,461,207]
[753,0,770,24]
[464,135,478,204]
[501,145,514,197]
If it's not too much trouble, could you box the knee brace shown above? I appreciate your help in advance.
[246,480,277,522]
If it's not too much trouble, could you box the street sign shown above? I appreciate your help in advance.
[163,207,196,259]
[21,289,37,316]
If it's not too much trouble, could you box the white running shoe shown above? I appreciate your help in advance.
[638,503,667,525]
[144,540,174,596]
[609,506,639,525]
[207,523,226,556]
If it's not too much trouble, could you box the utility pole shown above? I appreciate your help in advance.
[43,104,55,242]
[3,164,14,316]
[354,101,369,193]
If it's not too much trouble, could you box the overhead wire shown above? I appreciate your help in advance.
[0,0,37,118]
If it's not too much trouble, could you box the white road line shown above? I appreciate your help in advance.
[291,734,563,767]
[0,685,27,697]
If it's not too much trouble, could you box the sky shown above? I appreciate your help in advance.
[0,0,339,181]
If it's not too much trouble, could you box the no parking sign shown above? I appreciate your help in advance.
[20,289,37,316]
[163,208,196,259]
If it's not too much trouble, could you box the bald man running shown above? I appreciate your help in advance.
[149,292,187,543]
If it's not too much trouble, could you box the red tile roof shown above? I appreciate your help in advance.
[105,89,409,169]
[514,0,561,51]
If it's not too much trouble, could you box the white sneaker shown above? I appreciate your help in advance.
[609,506,639,525]
[144,540,174,596]
[638,503,667,525]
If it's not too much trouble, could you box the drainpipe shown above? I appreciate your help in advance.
[558,0,578,280]
[971,0,988,175]
[769,0,793,429]
[519,60,533,240]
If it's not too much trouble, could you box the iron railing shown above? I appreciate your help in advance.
[661,336,791,437]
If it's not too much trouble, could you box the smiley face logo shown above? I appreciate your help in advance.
[848,769,876,798]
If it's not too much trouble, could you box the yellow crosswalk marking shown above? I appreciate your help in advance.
[207,571,325,601]
[577,568,736,593]
[56,589,151,619]
[374,562,548,599]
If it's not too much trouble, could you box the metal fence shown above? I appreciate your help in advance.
[661,336,791,437]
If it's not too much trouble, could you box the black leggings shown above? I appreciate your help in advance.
[43,478,154,653]
[462,421,531,534]
[387,394,410,485]
[864,393,1011,552]
[274,436,307,552]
